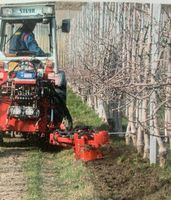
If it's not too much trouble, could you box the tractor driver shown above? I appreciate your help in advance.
[9,21,46,57]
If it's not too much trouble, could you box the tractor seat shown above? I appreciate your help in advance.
[4,52,17,57]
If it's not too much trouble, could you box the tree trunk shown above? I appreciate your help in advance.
[154,113,167,167]
[126,100,137,146]
[165,35,171,149]
[137,101,144,155]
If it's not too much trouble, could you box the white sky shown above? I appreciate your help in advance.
[0,0,171,4]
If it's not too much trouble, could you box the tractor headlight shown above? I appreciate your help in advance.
[42,6,53,15]
[14,106,21,115]
[25,107,34,116]
[10,106,21,116]
[2,8,13,16]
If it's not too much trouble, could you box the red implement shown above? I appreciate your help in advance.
[49,129,109,161]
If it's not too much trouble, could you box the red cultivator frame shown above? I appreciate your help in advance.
[49,129,109,161]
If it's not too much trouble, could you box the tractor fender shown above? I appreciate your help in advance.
[56,70,66,88]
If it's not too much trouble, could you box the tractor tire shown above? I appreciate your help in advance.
[0,133,3,146]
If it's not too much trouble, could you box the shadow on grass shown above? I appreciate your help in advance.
[73,122,109,131]
[0,123,121,159]
[0,135,70,159]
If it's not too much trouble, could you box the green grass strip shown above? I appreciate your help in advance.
[67,88,107,129]
[23,150,44,200]
[53,149,96,200]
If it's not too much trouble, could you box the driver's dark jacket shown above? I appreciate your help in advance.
[9,30,45,56]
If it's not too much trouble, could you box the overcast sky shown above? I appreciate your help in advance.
[0,0,171,4]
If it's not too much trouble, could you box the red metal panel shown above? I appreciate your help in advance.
[0,97,49,133]
[0,96,11,131]
[49,132,73,145]
[14,80,36,84]
[73,133,104,161]
[0,68,8,85]
[7,118,38,132]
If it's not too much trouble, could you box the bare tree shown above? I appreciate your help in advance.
[58,2,171,166]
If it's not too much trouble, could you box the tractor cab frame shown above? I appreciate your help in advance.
[0,2,70,72]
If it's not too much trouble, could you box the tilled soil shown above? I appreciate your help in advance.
[86,141,171,200]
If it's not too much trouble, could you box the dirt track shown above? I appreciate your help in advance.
[0,139,28,200]
[41,153,60,200]
[0,138,81,200]
[0,138,61,200]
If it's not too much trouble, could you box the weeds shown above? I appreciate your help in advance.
[67,88,107,128]
[52,149,96,200]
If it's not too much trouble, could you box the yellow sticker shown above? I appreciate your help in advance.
[15,32,21,36]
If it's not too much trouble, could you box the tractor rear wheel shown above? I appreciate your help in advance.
[0,132,3,146]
